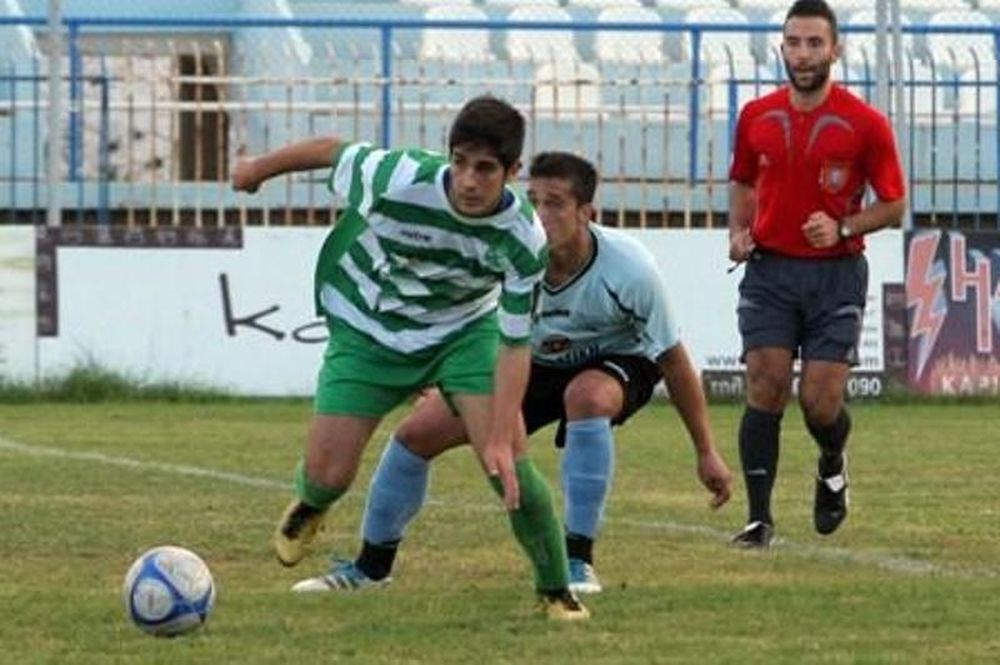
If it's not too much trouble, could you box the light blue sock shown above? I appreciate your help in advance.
[361,436,430,545]
[561,417,614,539]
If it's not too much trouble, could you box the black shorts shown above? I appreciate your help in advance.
[737,250,868,365]
[523,355,662,448]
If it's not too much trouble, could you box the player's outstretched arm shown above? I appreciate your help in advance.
[658,343,733,509]
[231,136,344,194]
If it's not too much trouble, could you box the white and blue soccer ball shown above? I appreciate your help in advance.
[123,545,216,637]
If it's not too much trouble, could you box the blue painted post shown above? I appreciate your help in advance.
[995,33,999,229]
[32,56,40,224]
[688,29,701,188]
[8,63,15,224]
[381,24,392,148]
[98,61,109,225]
[68,21,80,181]
[68,20,84,222]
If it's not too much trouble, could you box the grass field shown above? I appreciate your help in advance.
[1,400,998,664]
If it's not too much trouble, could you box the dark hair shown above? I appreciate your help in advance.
[528,152,598,205]
[785,0,838,44]
[448,95,525,170]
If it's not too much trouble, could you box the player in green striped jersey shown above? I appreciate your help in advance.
[232,96,587,619]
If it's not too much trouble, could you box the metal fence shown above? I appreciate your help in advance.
[1,14,999,228]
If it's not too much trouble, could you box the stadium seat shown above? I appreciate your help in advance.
[400,0,473,5]
[533,60,601,118]
[705,60,776,115]
[958,61,999,115]
[505,5,580,62]
[595,6,687,110]
[653,0,730,12]
[484,0,560,5]
[900,0,968,13]
[926,10,994,74]
[419,5,493,63]
[683,7,754,68]
[566,0,642,8]
[843,9,914,71]
[735,0,870,14]
[594,6,664,66]
[756,9,785,67]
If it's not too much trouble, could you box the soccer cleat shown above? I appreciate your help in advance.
[291,559,391,593]
[536,589,590,621]
[814,456,849,535]
[567,558,603,595]
[274,500,327,567]
[730,520,774,549]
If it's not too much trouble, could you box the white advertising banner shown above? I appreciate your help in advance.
[36,227,904,396]
[38,228,328,395]
[0,227,36,381]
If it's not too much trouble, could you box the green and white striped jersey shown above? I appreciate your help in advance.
[314,142,547,354]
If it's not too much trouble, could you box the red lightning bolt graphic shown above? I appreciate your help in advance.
[906,231,947,380]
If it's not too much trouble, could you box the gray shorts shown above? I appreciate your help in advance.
[737,250,868,366]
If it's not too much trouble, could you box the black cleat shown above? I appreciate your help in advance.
[814,459,849,535]
[731,521,774,549]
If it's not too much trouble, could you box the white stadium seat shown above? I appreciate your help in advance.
[506,5,580,62]
[419,5,492,62]
[594,6,665,65]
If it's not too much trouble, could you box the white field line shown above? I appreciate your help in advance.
[1,436,995,580]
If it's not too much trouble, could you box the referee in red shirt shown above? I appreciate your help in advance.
[728,0,906,548]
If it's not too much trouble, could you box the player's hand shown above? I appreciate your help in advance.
[231,157,262,193]
[802,211,840,249]
[483,438,520,511]
[697,448,733,509]
[728,228,755,263]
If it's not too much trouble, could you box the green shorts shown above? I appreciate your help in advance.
[314,316,500,417]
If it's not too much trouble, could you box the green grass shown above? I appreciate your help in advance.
[0,401,998,664]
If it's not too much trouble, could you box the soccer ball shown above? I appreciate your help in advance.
[122,545,216,637]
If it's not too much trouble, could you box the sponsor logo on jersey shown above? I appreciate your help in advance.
[540,335,572,354]
[399,228,433,243]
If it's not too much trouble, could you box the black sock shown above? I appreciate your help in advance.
[565,532,594,565]
[806,409,851,477]
[355,540,399,581]
[739,406,783,526]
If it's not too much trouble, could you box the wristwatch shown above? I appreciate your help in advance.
[838,220,853,239]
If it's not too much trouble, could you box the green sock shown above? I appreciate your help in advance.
[489,458,570,593]
[294,460,346,510]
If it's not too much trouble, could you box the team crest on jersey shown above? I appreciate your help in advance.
[540,335,572,354]
[819,162,850,193]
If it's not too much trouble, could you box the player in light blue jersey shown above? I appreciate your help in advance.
[232,99,588,620]
[323,152,733,595]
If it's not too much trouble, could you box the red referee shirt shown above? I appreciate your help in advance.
[729,84,905,258]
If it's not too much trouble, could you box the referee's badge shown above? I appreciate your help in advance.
[819,162,850,193]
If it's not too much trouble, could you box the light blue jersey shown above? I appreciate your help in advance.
[532,224,680,368]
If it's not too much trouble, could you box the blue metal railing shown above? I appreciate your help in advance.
[2,14,1000,225]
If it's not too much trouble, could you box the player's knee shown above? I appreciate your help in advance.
[563,377,621,420]
[746,373,789,412]
[799,391,842,428]
[394,423,440,459]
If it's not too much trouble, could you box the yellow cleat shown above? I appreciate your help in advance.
[537,590,590,621]
[273,500,327,567]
